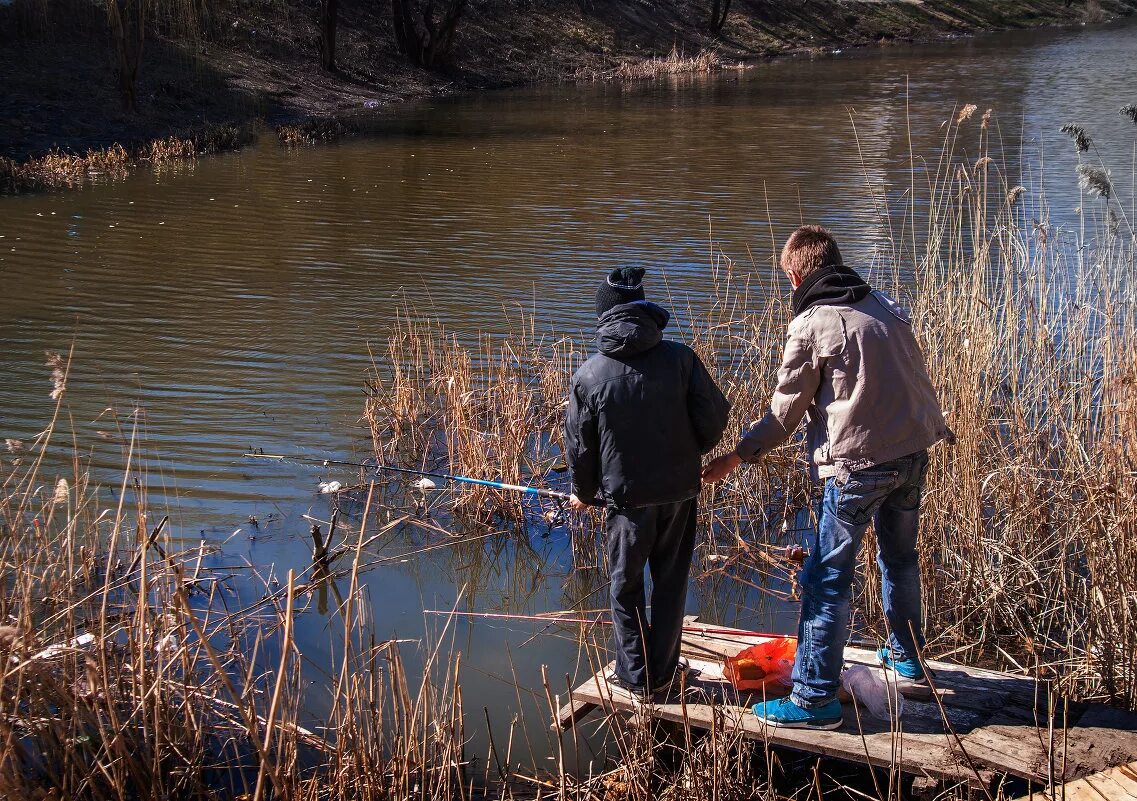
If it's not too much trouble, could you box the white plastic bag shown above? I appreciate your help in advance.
[841,664,904,722]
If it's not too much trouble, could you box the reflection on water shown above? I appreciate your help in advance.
[1,20,1135,763]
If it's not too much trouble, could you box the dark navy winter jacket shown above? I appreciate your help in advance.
[565,301,731,508]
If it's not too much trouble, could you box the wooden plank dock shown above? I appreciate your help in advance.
[1026,762,1137,801]
[554,621,1137,792]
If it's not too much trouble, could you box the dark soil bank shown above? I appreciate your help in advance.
[2,0,1135,161]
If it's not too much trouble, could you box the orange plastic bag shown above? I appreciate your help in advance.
[723,637,797,695]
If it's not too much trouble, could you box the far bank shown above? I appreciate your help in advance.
[2,0,1135,192]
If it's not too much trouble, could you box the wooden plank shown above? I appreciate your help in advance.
[552,665,607,732]
[681,624,1030,692]
[961,722,1059,783]
[682,628,1008,720]
[1061,707,1137,779]
[1080,768,1137,801]
[962,702,1137,783]
[575,625,1137,789]
[569,668,993,789]
[1022,761,1137,801]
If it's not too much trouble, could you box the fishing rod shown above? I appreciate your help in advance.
[422,609,792,640]
[243,452,571,502]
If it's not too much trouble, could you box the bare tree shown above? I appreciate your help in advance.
[709,0,730,33]
[105,0,154,112]
[319,0,339,71]
[391,0,466,68]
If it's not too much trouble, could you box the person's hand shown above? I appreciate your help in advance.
[701,452,742,484]
[568,494,588,511]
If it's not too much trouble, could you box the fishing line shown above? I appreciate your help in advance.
[245,451,570,524]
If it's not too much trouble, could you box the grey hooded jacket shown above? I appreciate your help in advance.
[734,289,950,481]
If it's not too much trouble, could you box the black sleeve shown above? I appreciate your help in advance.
[687,352,731,455]
[564,376,603,504]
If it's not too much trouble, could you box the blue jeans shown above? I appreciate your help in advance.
[790,450,930,709]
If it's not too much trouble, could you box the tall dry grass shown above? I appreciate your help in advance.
[0,123,257,194]
[877,108,1137,707]
[364,313,586,529]
[0,358,480,799]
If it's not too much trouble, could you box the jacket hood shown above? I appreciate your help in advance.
[595,301,670,357]
[792,264,871,317]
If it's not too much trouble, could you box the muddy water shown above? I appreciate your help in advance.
[2,21,1136,767]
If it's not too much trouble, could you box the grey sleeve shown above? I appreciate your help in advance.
[734,328,821,462]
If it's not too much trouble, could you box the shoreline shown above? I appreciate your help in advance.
[2,0,1135,193]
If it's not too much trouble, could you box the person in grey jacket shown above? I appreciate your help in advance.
[703,225,951,730]
[566,266,730,699]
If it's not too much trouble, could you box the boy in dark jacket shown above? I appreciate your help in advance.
[565,267,731,699]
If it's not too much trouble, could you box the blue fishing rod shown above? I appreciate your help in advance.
[243,452,571,502]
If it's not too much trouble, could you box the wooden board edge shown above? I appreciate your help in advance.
[553,697,598,732]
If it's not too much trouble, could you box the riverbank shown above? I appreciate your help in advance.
[2,0,1135,191]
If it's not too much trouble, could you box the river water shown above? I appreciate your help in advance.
[1,20,1135,769]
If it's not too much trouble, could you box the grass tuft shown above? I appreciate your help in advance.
[612,44,732,80]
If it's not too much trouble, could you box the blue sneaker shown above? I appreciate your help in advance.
[751,697,843,730]
[877,647,932,699]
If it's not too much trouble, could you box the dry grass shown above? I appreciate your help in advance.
[365,314,585,529]
[878,108,1137,707]
[276,117,352,147]
[0,145,131,193]
[612,45,732,80]
[0,356,474,799]
[0,122,257,194]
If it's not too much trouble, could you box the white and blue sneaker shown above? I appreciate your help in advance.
[752,697,843,730]
[878,647,933,699]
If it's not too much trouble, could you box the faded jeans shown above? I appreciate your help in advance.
[791,450,930,709]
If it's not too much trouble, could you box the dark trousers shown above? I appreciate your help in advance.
[606,498,697,689]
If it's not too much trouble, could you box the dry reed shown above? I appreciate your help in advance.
[277,117,352,147]
[0,122,257,194]
[0,356,475,799]
[612,44,729,80]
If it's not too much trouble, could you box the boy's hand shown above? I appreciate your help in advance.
[701,452,742,484]
[568,494,588,511]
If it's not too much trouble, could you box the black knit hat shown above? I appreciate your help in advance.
[595,267,646,318]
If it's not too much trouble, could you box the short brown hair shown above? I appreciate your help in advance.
[780,225,842,281]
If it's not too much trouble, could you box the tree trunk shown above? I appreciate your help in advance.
[391,0,465,67]
[709,0,731,32]
[105,0,151,112]
[391,0,424,65]
[319,0,339,72]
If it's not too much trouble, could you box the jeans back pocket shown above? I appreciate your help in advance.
[836,469,901,525]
